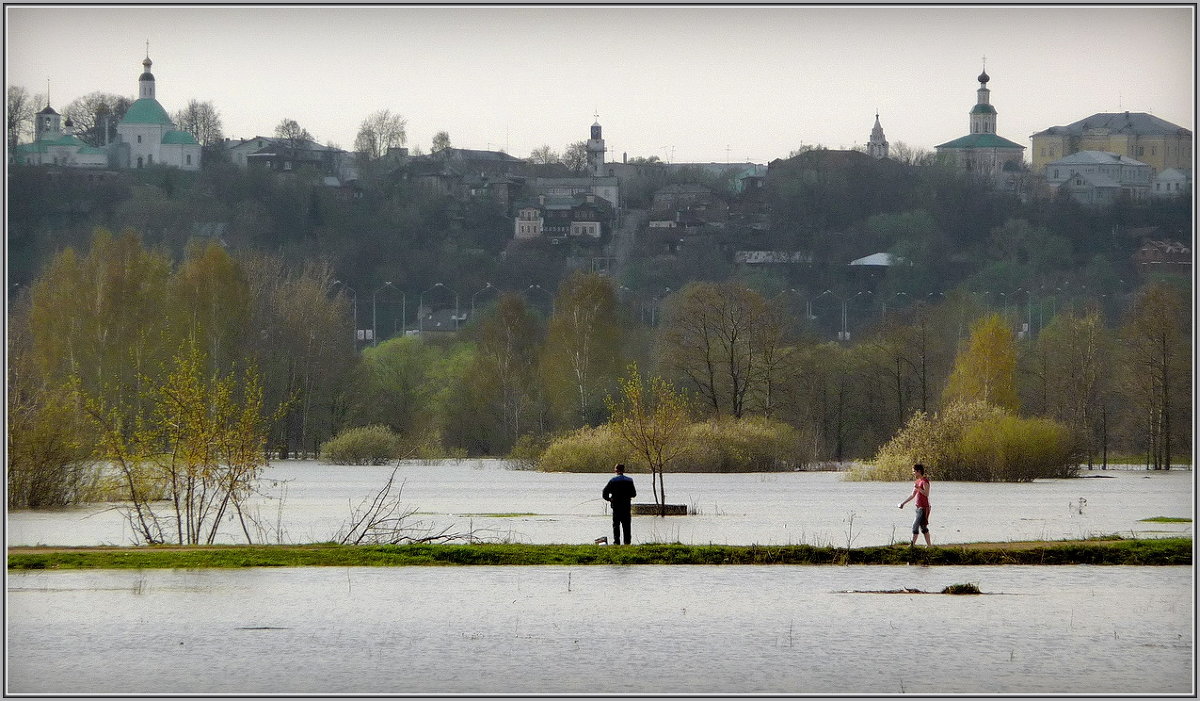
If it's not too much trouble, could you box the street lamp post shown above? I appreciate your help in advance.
[883,291,910,319]
[419,282,443,335]
[372,281,393,347]
[471,282,496,319]
[334,280,357,344]
[526,284,554,316]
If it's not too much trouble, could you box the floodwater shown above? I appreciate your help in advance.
[6,565,1192,695]
[5,460,1193,547]
[6,462,1194,695]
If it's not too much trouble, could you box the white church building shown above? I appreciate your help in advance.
[14,52,201,171]
[114,54,201,170]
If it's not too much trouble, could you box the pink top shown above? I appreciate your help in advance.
[914,477,930,508]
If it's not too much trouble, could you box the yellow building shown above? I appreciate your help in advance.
[1030,112,1192,175]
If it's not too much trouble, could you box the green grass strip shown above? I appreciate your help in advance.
[1139,516,1192,523]
[7,537,1191,570]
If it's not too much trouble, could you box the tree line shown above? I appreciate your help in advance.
[8,228,1190,510]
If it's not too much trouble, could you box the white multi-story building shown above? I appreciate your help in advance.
[1043,150,1152,205]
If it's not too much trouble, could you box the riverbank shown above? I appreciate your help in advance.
[7,537,1191,570]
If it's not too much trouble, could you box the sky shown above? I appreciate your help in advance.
[5,5,1195,165]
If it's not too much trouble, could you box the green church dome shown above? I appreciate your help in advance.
[121,98,173,125]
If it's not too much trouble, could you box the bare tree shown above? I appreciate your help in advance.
[890,141,935,166]
[529,144,560,165]
[173,99,224,147]
[7,85,41,149]
[274,118,314,148]
[63,92,131,147]
[563,140,588,173]
[354,109,407,160]
[431,130,451,153]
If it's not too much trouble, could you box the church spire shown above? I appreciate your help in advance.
[138,45,156,100]
[969,58,997,135]
[868,111,889,159]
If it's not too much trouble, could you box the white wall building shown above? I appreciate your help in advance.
[1044,150,1152,205]
[115,54,201,170]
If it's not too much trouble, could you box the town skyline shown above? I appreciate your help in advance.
[5,4,1195,165]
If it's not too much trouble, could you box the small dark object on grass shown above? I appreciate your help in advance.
[941,583,982,595]
[594,536,608,545]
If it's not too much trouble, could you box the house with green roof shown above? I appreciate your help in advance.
[12,103,109,168]
[114,54,201,171]
[935,66,1025,181]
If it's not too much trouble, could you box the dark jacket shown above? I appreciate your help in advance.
[603,474,637,511]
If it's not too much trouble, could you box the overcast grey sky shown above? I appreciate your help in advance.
[5,5,1194,164]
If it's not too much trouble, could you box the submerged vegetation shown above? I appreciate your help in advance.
[8,537,1190,570]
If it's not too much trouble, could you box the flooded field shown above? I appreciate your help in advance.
[6,460,1193,547]
[6,564,1192,695]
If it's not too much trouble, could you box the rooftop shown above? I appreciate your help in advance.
[1032,112,1192,138]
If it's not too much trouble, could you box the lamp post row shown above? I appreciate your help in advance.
[336,282,1072,347]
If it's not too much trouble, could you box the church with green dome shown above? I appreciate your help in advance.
[935,64,1025,180]
[13,52,200,171]
[115,53,201,170]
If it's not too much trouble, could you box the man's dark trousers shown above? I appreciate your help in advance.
[612,508,632,545]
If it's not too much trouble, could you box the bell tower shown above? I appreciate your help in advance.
[868,112,889,159]
[586,113,606,175]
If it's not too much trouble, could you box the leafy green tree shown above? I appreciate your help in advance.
[87,341,273,545]
[28,228,174,405]
[7,297,97,508]
[606,364,693,514]
[169,239,251,374]
[540,272,624,429]
[943,313,1019,412]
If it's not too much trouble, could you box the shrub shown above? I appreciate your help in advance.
[682,416,815,472]
[319,425,404,466]
[536,425,633,473]
[854,400,1076,482]
[533,415,818,473]
[959,415,1077,482]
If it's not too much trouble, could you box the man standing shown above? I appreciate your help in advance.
[602,463,636,545]
[898,463,932,546]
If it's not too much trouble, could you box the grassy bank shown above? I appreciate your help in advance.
[7,537,1190,570]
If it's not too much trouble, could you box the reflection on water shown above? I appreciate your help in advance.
[6,565,1192,695]
[6,460,1193,547]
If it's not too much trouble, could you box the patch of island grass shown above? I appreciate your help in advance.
[940,582,983,595]
[459,513,539,518]
[7,537,1190,571]
[1139,516,1192,523]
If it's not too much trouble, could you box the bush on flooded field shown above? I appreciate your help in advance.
[957,415,1077,481]
[852,400,1077,482]
[320,425,404,465]
[534,415,815,472]
[536,425,632,473]
[682,416,815,472]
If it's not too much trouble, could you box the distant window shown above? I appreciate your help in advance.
[186,154,192,165]
[137,135,142,143]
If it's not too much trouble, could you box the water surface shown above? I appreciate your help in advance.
[6,565,1191,695]
[6,460,1192,547]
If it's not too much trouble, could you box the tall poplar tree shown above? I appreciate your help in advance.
[942,313,1019,412]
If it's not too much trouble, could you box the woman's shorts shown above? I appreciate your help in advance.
[912,507,929,534]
